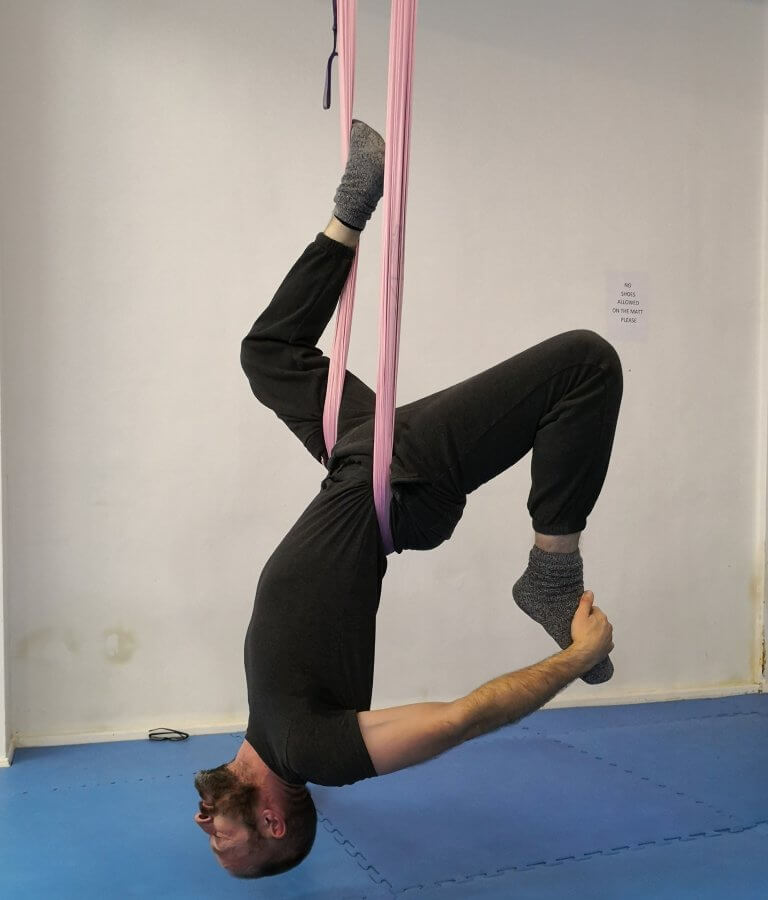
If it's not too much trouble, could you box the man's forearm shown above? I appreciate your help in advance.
[453,646,593,743]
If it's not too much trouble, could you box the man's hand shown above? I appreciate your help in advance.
[570,591,614,667]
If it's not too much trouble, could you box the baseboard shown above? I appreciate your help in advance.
[10,720,248,752]
[3,680,763,759]
[375,680,763,714]
[1,732,16,767]
[540,679,763,708]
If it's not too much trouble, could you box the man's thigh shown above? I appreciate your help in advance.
[387,330,618,552]
[394,331,604,491]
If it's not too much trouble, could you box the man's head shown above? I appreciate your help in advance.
[193,760,317,877]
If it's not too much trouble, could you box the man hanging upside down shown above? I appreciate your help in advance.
[193,120,622,879]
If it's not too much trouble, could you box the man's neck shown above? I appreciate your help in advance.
[231,739,307,799]
[232,738,269,780]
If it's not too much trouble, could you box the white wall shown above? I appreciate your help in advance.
[0,0,765,752]
[0,257,9,762]
[762,0,768,691]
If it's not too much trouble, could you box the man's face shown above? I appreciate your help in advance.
[193,762,262,872]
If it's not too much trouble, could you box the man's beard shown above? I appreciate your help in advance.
[194,762,260,828]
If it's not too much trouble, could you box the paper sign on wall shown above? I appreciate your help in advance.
[606,273,647,341]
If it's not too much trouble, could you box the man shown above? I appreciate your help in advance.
[193,121,621,878]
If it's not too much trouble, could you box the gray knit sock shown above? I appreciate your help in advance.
[513,546,614,685]
[332,119,385,231]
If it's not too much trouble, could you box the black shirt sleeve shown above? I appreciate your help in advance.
[285,706,377,787]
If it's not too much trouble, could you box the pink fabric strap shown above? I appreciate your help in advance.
[321,0,358,457]
[322,0,418,555]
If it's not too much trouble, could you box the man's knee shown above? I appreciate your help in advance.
[565,329,622,382]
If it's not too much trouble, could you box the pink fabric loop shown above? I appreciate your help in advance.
[322,0,417,556]
[322,0,358,456]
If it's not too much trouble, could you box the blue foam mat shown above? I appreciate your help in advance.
[1,694,766,898]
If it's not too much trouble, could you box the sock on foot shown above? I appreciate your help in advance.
[512,545,614,685]
[332,119,385,231]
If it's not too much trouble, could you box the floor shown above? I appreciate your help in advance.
[1,693,767,899]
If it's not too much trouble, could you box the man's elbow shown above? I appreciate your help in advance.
[239,333,275,388]
[443,698,476,747]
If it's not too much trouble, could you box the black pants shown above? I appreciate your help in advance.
[241,233,623,554]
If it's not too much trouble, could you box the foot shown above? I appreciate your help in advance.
[513,546,614,684]
[332,120,385,231]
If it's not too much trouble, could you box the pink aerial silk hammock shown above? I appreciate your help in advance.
[321,0,418,556]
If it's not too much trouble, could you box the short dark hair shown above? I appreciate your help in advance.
[231,788,317,878]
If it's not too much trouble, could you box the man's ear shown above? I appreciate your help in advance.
[262,809,287,838]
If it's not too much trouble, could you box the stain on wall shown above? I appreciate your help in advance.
[14,627,139,666]
[102,628,138,664]
[14,628,80,665]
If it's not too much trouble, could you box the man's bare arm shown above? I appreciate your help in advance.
[358,646,595,776]
[451,645,594,743]
[357,701,459,776]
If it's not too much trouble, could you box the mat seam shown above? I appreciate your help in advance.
[538,726,747,824]
[317,809,396,894]
[336,821,768,898]
[391,820,768,896]
[521,709,764,738]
